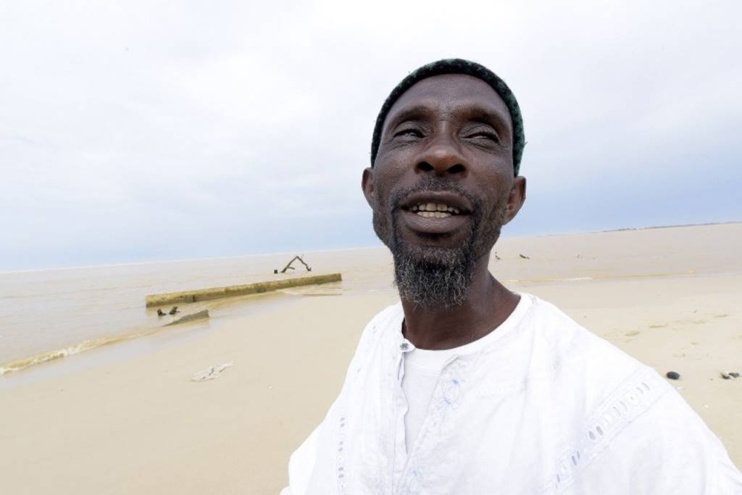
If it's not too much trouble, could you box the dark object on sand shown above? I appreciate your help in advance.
[277,255,312,274]
[169,306,179,315]
[519,253,530,259]
[157,309,166,317]
[666,371,680,380]
[165,309,210,326]
[721,372,740,380]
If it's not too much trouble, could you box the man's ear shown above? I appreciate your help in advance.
[361,167,375,208]
[503,176,526,225]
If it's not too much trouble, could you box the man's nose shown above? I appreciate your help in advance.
[415,132,467,176]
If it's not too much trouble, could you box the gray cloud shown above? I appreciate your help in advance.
[1,0,740,270]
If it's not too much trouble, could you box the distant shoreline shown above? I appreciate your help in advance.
[3,221,739,275]
[527,220,742,238]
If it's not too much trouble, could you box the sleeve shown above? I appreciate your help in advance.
[580,386,742,494]
[280,304,399,495]
[281,423,322,495]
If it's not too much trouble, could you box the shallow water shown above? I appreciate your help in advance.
[0,247,395,373]
[2,223,739,376]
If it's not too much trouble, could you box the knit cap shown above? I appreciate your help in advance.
[370,58,525,175]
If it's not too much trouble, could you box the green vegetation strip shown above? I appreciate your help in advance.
[145,273,342,307]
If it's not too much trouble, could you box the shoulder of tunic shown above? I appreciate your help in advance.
[355,302,403,350]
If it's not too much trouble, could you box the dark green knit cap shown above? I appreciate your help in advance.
[370,58,525,175]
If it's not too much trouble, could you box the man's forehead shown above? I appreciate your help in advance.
[369,58,525,173]
[385,74,512,125]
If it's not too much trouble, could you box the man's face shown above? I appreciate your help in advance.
[362,74,526,308]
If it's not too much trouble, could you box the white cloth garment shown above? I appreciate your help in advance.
[282,294,742,494]
[401,342,453,452]
[401,310,513,453]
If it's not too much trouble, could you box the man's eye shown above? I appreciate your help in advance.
[466,129,500,146]
[393,127,423,139]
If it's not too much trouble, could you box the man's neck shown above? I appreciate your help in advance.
[400,255,520,350]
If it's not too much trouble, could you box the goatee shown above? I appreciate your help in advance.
[372,179,507,310]
[392,235,476,309]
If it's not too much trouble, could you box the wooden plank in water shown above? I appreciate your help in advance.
[145,273,342,307]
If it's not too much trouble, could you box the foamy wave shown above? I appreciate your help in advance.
[0,348,71,376]
[0,331,154,377]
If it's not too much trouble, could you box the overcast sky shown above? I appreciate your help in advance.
[1,0,740,271]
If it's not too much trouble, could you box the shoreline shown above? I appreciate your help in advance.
[2,269,706,380]
[2,222,740,380]
[2,220,738,276]
[0,290,306,383]
[0,223,740,493]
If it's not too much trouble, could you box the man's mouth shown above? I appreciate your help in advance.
[393,191,474,240]
[409,203,462,218]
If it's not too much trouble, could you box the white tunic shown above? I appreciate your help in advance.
[283,294,742,494]
[401,342,453,452]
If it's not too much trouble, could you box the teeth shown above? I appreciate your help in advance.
[418,211,451,218]
[410,202,460,216]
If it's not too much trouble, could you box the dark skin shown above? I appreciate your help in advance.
[362,74,527,350]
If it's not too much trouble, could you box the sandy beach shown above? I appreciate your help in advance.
[1,223,740,494]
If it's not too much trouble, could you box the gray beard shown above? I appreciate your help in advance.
[384,180,502,310]
[391,238,476,309]
[372,178,508,310]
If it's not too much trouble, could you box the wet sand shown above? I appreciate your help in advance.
[0,223,740,494]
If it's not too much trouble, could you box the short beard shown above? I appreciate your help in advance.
[392,238,475,310]
[372,179,507,310]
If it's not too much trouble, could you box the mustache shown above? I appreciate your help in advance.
[390,178,480,212]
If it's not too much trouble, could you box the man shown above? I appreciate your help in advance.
[282,59,741,494]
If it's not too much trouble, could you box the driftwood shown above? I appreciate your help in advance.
[275,255,312,274]
[145,273,342,307]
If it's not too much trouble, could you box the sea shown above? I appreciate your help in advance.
[3,223,739,382]
[0,247,395,378]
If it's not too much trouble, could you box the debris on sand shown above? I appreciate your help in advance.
[191,362,233,382]
[519,253,530,259]
[275,255,312,274]
[665,371,681,380]
[721,371,740,380]
[169,306,179,315]
[157,309,166,317]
